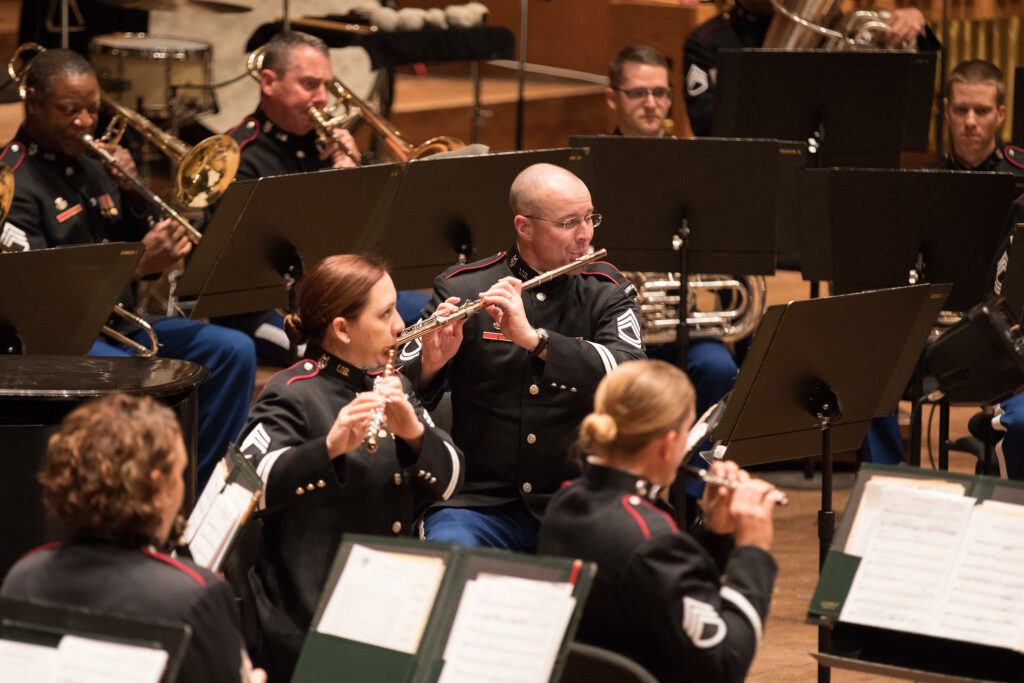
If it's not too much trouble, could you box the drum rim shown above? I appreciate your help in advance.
[89,32,212,59]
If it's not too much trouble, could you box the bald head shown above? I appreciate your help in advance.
[509,163,589,217]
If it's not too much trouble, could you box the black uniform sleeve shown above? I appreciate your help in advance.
[6,173,51,250]
[540,286,646,395]
[622,533,777,683]
[396,382,464,506]
[178,578,249,683]
[683,34,719,137]
[236,385,341,513]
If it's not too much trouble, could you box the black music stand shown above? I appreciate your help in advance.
[369,148,586,289]
[708,284,949,683]
[798,168,1018,465]
[0,243,143,355]
[177,164,398,319]
[712,50,936,168]
[0,598,190,683]
[569,135,785,367]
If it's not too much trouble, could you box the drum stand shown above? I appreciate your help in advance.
[48,0,85,48]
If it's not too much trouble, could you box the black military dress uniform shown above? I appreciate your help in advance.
[235,348,463,680]
[1,537,251,683]
[935,144,1024,176]
[0,127,152,253]
[538,464,777,683]
[227,108,329,182]
[399,246,647,517]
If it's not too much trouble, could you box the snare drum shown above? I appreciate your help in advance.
[90,33,214,120]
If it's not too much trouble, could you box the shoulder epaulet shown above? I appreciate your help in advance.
[140,547,206,587]
[1,140,27,173]
[1005,144,1024,170]
[279,358,320,386]
[581,261,638,299]
[17,540,63,562]
[618,494,678,541]
[226,116,260,151]
[442,251,506,280]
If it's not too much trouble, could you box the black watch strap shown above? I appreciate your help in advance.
[529,328,550,357]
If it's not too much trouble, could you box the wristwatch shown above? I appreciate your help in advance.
[529,328,550,357]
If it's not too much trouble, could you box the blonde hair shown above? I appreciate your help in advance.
[579,360,695,459]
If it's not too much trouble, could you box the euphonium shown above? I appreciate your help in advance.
[246,45,464,163]
[763,0,901,50]
[626,272,766,345]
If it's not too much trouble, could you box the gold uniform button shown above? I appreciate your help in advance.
[536,292,546,302]
[529,384,539,396]
[295,487,305,496]
[522,482,533,494]
[393,472,403,485]
[391,521,402,534]
[526,433,537,445]
[306,483,315,492]
[316,479,327,489]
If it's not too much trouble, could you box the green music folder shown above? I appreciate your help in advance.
[292,534,596,683]
[809,464,1024,646]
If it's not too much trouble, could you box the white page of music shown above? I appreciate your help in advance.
[839,480,976,633]
[0,639,58,680]
[929,500,1024,651]
[438,574,576,683]
[55,635,167,683]
[316,544,445,655]
[181,459,228,546]
[188,481,253,570]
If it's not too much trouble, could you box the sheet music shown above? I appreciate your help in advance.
[438,574,576,683]
[55,635,167,683]
[930,500,1024,651]
[0,639,57,680]
[187,482,254,570]
[839,480,976,633]
[181,458,229,545]
[316,544,445,655]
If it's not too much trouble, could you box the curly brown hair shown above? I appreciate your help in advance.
[39,393,182,540]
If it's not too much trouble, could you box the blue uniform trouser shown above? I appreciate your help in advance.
[423,501,540,552]
[995,392,1024,479]
[90,317,256,488]
[858,414,903,465]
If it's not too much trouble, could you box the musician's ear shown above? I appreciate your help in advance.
[513,214,532,243]
[23,86,38,111]
[259,68,276,97]
[330,316,351,345]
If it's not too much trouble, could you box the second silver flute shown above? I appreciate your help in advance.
[682,464,789,506]
[395,248,608,346]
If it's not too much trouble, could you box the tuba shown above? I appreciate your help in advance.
[627,272,766,345]
[763,0,900,50]
[246,45,464,162]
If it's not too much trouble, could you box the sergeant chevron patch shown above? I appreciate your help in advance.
[682,596,727,649]
[240,423,271,455]
[617,310,642,349]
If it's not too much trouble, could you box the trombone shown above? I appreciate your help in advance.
[0,163,159,357]
[246,45,464,163]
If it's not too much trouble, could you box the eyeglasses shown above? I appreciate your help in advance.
[523,212,602,231]
[617,87,672,101]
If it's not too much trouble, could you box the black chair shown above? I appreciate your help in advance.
[560,642,658,683]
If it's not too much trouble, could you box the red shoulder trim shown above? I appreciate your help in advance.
[443,252,506,280]
[559,480,573,489]
[580,270,619,285]
[640,499,679,533]
[620,494,650,540]
[141,548,206,587]
[226,116,260,151]
[1005,144,1024,170]
[1,141,27,173]
[18,540,63,561]
[286,359,321,385]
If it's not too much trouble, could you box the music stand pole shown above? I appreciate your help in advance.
[515,0,527,150]
[61,0,70,48]
[283,0,291,31]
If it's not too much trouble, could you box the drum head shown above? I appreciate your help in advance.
[90,33,212,59]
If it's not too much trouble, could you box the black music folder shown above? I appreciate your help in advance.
[712,49,936,167]
[809,464,1024,682]
[0,597,191,683]
[0,243,143,354]
[798,168,1018,312]
[292,534,595,683]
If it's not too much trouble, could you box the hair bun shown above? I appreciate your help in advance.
[580,412,618,447]
[283,313,308,345]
